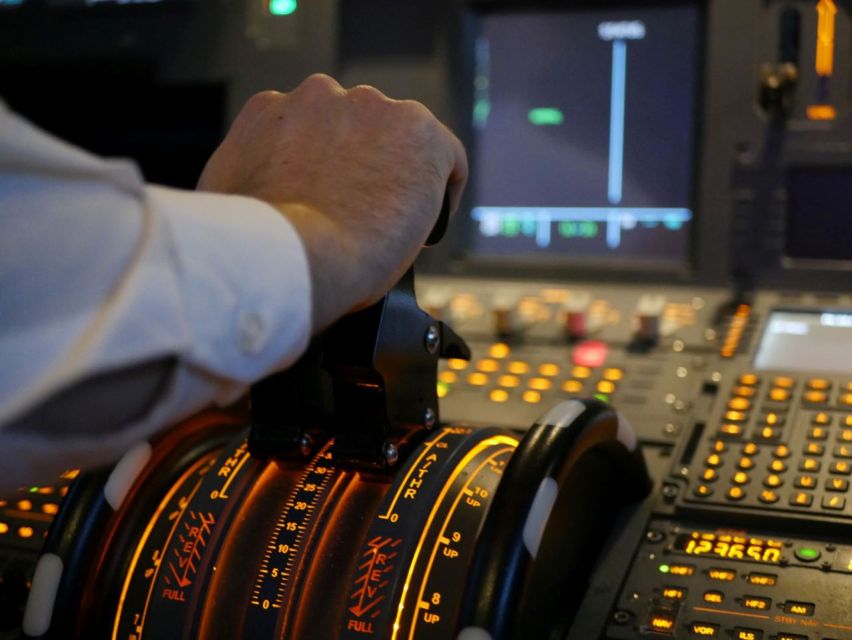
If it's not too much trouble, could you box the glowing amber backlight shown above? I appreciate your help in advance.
[674,531,782,564]
[816,0,837,77]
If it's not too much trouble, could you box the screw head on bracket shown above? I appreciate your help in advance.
[424,325,440,354]
[383,441,399,467]
[298,433,313,457]
[424,407,437,429]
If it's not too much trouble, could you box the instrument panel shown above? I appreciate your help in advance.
[2,0,852,639]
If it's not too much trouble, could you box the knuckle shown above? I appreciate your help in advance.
[244,90,283,112]
[346,84,387,104]
[297,73,344,95]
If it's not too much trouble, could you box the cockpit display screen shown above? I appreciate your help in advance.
[468,4,702,265]
[754,310,852,374]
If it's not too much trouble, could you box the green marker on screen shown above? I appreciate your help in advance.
[528,107,564,126]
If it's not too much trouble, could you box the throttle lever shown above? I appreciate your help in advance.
[249,189,469,468]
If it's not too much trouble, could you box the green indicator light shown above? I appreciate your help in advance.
[473,99,491,128]
[594,393,610,403]
[659,564,671,574]
[528,107,564,126]
[502,218,521,237]
[29,487,39,494]
[269,0,298,16]
[797,547,819,560]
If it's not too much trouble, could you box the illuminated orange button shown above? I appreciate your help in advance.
[702,468,718,482]
[562,380,583,394]
[795,475,816,489]
[832,461,851,474]
[801,458,820,471]
[732,386,756,398]
[38,487,54,495]
[814,412,832,425]
[738,457,755,470]
[0,500,6,507]
[60,469,80,480]
[764,412,782,426]
[746,573,777,586]
[729,397,751,411]
[703,591,724,604]
[669,564,695,576]
[759,489,779,504]
[727,486,746,501]
[708,568,737,581]
[764,474,783,488]
[538,363,560,377]
[827,477,848,491]
[733,471,750,485]
[690,622,719,637]
[739,373,759,386]
[757,427,780,441]
[773,376,795,389]
[840,430,852,443]
[488,343,510,359]
[42,503,59,515]
[467,373,489,387]
[742,442,758,456]
[791,491,813,506]
[809,427,828,440]
[742,596,771,610]
[477,359,500,373]
[18,526,34,539]
[650,615,675,632]
[712,440,727,453]
[725,411,747,423]
[60,487,68,497]
[842,393,852,406]
[768,388,789,402]
[448,358,469,371]
[662,587,687,601]
[489,389,509,403]
[774,445,791,458]
[694,484,713,497]
[719,424,743,438]
[769,459,786,473]
[603,368,623,382]
[845,415,852,427]
[437,384,448,398]
[17,500,32,512]
[706,454,723,468]
[522,390,541,404]
[497,375,521,388]
[571,366,592,379]
[0,523,8,534]
[507,361,530,375]
[804,390,828,404]
[528,377,552,391]
[808,378,830,390]
[439,371,458,384]
[596,380,616,394]
[804,442,824,456]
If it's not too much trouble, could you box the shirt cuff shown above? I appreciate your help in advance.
[147,185,313,383]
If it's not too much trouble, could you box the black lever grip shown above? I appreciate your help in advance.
[425,190,451,246]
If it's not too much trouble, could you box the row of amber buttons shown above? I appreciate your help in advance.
[694,484,847,509]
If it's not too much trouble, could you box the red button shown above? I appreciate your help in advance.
[572,340,609,368]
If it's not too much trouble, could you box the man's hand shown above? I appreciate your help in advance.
[197,74,468,333]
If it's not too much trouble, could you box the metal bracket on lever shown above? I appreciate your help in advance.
[249,192,470,468]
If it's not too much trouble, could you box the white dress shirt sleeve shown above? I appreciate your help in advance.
[0,102,312,492]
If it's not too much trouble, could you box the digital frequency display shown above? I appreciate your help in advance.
[469,5,701,264]
[672,531,782,564]
[754,310,852,374]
